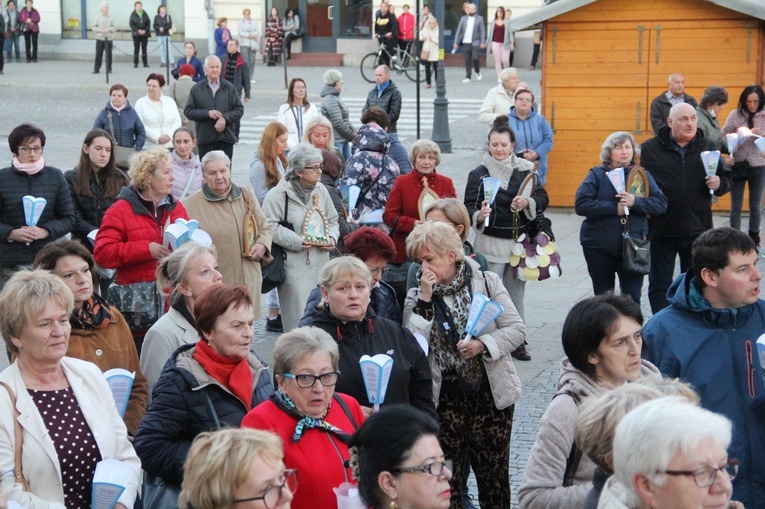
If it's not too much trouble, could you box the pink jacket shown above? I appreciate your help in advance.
[170,150,203,202]
[722,109,765,168]
[398,12,415,41]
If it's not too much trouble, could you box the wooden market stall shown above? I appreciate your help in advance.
[509,0,765,208]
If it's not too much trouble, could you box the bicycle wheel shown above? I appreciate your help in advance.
[402,51,425,83]
[360,52,380,83]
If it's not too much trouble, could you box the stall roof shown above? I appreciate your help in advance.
[508,0,765,31]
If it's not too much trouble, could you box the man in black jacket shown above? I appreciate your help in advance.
[641,103,732,313]
[363,65,402,138]
[184,55,244,160]
[129,1,150,68]
[649,73,698,133]
[221,39,251,141]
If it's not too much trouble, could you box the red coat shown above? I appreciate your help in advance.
[241,393,365,509]
[94,187,188,285]
[398,12,415,41]
[383,169,457,264]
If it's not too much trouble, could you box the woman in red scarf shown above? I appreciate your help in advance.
[134,285,273,508]
[33,238,148,437]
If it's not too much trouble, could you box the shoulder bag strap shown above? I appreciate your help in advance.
[552,389,583,487]
[332,393,359,430]
[107,110,117,142]
[178,164,197,202]
[203,391,223,430]
[355,159,388,210]
[0,381,30,492]
[282,191,292,231]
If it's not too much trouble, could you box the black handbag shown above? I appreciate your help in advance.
[261,194,293,293]
[106,281,163,334]
[620,217,650,275]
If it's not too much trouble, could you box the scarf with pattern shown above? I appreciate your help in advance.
[271,390,351,444]
[71,293,113,330]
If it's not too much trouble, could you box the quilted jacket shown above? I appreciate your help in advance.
[93,101,146,150]
[64,168,130,245]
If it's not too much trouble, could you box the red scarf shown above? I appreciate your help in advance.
[193,340,254,410]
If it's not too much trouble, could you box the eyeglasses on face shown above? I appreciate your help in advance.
[234,469,298,507]
[18,146,44,155]
[282,371,340,388]
[515,97,533,103]
[391,459,453,477]
[662,458,739,488]
[368,266,389,276]
[304,164,324,173]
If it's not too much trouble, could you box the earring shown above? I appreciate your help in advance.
[390,502,398,509]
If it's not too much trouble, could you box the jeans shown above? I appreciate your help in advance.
[648,235,697,313]
[94,39,112,71]
[729,166,765,235]
[334,141,351,161]
[5,31,20,60]
[462,43,480,78]
[23,30,37,61]
[157,35,174,65]
[583,248,644,304]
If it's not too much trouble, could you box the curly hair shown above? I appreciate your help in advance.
[129,148,171,191]
[343,227,396,262]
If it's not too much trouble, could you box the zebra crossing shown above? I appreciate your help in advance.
[238,97,484,145]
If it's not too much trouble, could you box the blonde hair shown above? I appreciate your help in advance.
[425,198,471,242]
[405,221,465,264]
[156,242,218,303]
[179,428,284,509]
[0,269,74,355]
[302,115,336,150]
[128,148,171,191]
[408,139,441,167]
[320,256,372,288]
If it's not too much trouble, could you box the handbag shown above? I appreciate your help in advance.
[106,281,163,334]
[0,381,31,493]
[510,210,562,281]
[620,217,650,275]
[261,194,292,293]
[141,473,180,509]
[107,110,136,170]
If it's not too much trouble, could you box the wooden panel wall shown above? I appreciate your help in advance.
[539,0,764,208]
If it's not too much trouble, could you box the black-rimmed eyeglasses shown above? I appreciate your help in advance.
[281,371,340,388]
[390,459,453,477]
[304,164,324,172]
[234,469,298,507]
[662,459,738,488]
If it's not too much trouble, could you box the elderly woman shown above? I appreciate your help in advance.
[696,85,729,150]
[599,398,738,509]
[32,239,148,436]
[242,326,366,509]
[0,269,140,508]
[261,143,339,333]
[94,148,188,287]
[722,85,765,246]
[301,227,400,324]
[302,256,434,417]
[403,221,525,508]
[350,405,453,509]
[518,294,660,509]
[320,69,355,160]
[509,88,554,184]
[140,242,222,396]
[184,150,273,318]
[135,73,183,150]
[420,16,439,88]
[406,198,490,294]
[135,285,273,507]
[0,123,75,290]
[478,67,525,125]
[575,132,667,303]
[278,78,321,150]
[180,428,295,509]
[93,83,146,170]
[464,115,548,360]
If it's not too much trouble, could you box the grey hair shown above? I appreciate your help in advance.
[612,397,732,508]
[100,1,109,8]
[156,241,218,304]
[499,67,519,82]
[409,138,441,166]
[200,150,231,173]
[272,326,339,376]
[668,72,684,83]
[600,131,638,164]
[699,85,729,110]
[285,143,323,181]
[204,55,221,67]
[302,115,337,149]
[323,69,343,86]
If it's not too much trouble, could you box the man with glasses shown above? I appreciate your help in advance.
[642,227,765,508]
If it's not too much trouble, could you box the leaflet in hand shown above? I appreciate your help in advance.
[22,195,46,227]
[463,293,504,342]
[164,219,212,249]
[700,151,721,195]
[725,133,739,154]
[359,354,393,411]
[483,177,502,227]
[91,459,133,509]
[346,185,362,214]
[606,167,628,215]
[358,208,384,224]
[104,368,135,418]
[88,229,99,246]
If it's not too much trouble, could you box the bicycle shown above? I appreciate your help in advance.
[360,38,424,83]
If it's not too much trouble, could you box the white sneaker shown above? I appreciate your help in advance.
[476,73,482,81]
[462,77,471,83]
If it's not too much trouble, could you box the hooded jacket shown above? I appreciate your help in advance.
[93,186,188,285]
[64,167,130,246]
[518,359,660,509]
[363,79,402,133]
[508,106,554,185]
[94,100,146,150]
[308,305,435,417]
[320,85,354,143]
[642,269,765,509]
[640,127,732,238]
[134,343,272,486]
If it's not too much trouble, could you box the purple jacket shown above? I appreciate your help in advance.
[18,7,40,33]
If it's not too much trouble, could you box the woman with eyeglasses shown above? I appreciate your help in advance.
[300,256,434,418]
[508,88,554,185]
[349,405,453,509]
[261,144,339,333]
[0,123,75,290]
[300,226,401,325]
[134,285,273,508]
[180,428,295,509]
[242,326,366,509]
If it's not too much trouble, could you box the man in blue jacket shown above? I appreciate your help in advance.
[642,227,765,509]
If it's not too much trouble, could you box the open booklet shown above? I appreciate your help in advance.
[359,354,394,411]
[91,459,133,509]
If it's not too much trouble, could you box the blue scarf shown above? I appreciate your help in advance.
[270,390,351,443]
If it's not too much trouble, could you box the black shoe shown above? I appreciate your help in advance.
[32,58,37,63]
[16,58,21,63]
[92,70,100,74]
[134,63,138,68]
[265,315,283,333]
[143,63,150,68]
[511,347,531,361]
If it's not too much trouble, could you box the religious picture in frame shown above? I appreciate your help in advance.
[242,199,259,257]
[302,194,333,246]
